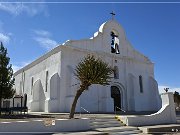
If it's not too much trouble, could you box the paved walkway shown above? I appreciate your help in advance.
[52,112,180,135]
[0,112,179,135]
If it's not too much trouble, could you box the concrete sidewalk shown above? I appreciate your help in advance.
[52,124,180,135]
[1,113,179,135]
[139,124,180,134]
[137,114,180,134]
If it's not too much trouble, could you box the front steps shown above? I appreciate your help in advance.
[90,117,125,129]
[90,115,142,134]
[96,127,141,135]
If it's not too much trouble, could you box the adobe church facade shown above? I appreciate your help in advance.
[14,20,161,113]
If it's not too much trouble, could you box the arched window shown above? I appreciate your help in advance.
[111,31,120,54]
[139,75,143,93]
[114,66,119,79]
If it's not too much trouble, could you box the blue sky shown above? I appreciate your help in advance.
[0,1,179,93]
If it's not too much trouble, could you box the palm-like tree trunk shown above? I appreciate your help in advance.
[69,55,113,119]
[69,89,83,119]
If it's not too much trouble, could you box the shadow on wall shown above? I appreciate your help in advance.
[149,76,162,111]
[128,73,135,111]
[30,79,46,112]
[47,73,60,112]
[50,73,60,99]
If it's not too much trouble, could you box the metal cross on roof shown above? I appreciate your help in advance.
[110,11,115,20]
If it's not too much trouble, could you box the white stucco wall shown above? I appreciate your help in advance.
[59,20,160,112]
[14,20,161,113]
[14,50,62,112]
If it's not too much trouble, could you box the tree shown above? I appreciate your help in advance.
[69,55,114,119]
[174,91,180,109]
[164,88,169,92]
[0,42,15,114]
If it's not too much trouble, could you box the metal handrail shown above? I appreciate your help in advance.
[81,107,90,113]
[115,106,126,112]
[115,106,126,116]
[79,106,90,118]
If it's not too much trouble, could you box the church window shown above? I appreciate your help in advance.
[139,75,143,93]
[31,77,33,95]
[45,71,48,92]
[111,31,120,54]
[114,66,119,79]
[22,71,25,93]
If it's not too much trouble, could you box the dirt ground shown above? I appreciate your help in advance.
[0,113,70,122]
[0,113,99,122]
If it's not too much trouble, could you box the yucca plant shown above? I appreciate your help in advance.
[69,55,113,119]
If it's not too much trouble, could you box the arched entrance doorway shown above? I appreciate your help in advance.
[111,86,121,111]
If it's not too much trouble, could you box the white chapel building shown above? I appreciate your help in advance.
[14,19,161,113]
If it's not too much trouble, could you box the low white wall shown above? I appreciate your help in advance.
[0,118,90,132]
[45,99,59,112]
[30,100,40,112]
[119,92,177,126]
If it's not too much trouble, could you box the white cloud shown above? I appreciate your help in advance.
[0,21,12,44]
[33,29,58,50]
[0,3,24,16]
[158,85,180,94]
[0,21,3,31]
[12,61,31,72]
[34,37,57,50]
[0,33,10,44]
[33,29,51,37]
[0,2,48,16]
[12,65,22,73]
